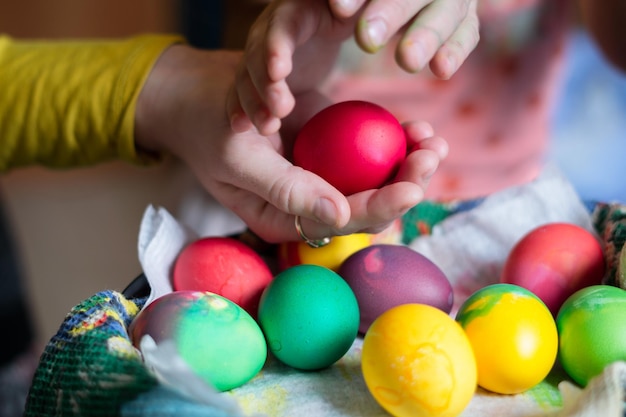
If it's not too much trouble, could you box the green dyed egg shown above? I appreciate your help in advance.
[556,285,626,386]
[258,264,360,370]
[130,291,267,391]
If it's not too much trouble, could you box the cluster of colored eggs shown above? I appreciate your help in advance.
[131,237,363,390]
[359,221,622,417]
[129,216,623,417]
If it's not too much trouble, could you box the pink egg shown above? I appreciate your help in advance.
[173,237,274,317]
[501,222,606,316]
[338,244,453,334]
[293,100,406,196]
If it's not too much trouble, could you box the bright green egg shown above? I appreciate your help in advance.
[258,264,360,370]
[556,285,626,386]
[130,291,267,391]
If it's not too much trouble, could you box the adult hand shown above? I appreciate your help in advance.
[135,44,447,243]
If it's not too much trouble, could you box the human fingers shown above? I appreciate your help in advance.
[412,135,449,161]
[428,1,480,79]
[354,0,445,53]
[328,0,368,19]
[234,0,326,135]
[226,82,256,134]
[228,63,287,135]
[214,134,351,241]
[395,146,441,193]
[344,182,425,235]
[261,183,419,243]
[403,120,449,159]
[394,0,478,75]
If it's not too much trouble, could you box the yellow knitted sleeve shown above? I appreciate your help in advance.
[0,34,184,171]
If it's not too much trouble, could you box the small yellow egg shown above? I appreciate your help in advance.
[455,284,558,394]
[362,304,477,417]
[279,233,372,271]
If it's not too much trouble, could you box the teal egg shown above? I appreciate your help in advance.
[258,264,360,370]
[130,291,267,391]
[556,285,626,386]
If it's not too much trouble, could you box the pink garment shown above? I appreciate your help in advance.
[322,0,571,202]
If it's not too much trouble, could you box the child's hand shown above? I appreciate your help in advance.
[332,0,480,78]
[227,0,356,137]
[136,45,447,243]
[227,0,479,137]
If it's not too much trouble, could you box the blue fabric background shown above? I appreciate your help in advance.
[549,30,626,204]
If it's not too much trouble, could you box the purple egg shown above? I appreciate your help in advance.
[338,244,453,334]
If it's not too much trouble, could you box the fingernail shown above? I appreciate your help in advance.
[313,197,339,226]
[332,0,357,14]
[441,53,457,79]
[408,40,427,72]
[364,17,387,50]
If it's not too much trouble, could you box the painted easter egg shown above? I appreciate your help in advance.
[173,236,274,316]
[278,233,373,272]
[362,303,477,417]
[501,222,605,315]
[455,283,558,394]
[339,244,453,334]
[293,100,406,195]
[556,285,626,386]
[257,264,360,370]
[129,291,267,391]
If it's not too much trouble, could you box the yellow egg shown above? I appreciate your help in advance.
[455,284,558,394]
[279,233,372,271]
[362,304,477,417]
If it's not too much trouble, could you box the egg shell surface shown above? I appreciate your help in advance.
[173,236,274,316]
[455,283,558,394]
[293,100,406,196]
[362,303,477,417]
[129,291,267,391]
[556,285,626,387]
[278,233,373,272]
[257,264,360,370]
[501,222,606,316]
[339,244,453,334]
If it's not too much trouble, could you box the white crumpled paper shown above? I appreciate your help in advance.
[409,165,598,311]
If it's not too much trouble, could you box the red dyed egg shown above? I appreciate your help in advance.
[173,237,274,316]
[293,100,406,195]
[501,222,606,316]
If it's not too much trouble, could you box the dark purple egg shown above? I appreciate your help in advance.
[338,244,453,334]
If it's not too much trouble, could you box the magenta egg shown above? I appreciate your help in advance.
[293,100,406,196]
[338,244,453,334]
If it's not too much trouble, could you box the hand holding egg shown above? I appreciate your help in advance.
[290,100,447,238]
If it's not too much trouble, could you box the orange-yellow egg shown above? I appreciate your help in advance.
[279,219,403,272]
[455,284,558,394]
[362,304,477,417]
[279,233,372,272]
